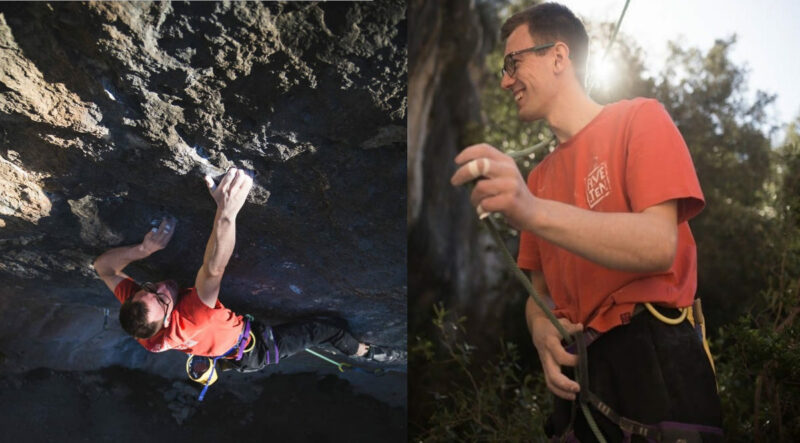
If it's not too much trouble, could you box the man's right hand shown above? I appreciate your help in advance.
[141,216,177,255]
[530,310,584,400]
[450,143,537,230]
[205,167,254,218]
[94,217,175,292]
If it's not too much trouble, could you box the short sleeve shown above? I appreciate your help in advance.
[114,278,140,304]
[517,168,543,271]
[180,289,237,324]
[626,100,705,222]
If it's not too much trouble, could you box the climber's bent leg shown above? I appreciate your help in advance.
[273,318,361,359]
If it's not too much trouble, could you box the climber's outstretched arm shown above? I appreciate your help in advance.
[94,217,177,292]
[195,168,253,308]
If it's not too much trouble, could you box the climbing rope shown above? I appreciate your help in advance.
[303,348,395,376]
[304,348,350,372]
[585,0,631,94]
[644,302,688,325]
[478,211,605,442]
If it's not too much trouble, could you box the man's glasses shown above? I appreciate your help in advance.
[141,282,171,324]
[502,42,556,78]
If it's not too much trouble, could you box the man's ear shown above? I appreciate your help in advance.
[552,42,571,75]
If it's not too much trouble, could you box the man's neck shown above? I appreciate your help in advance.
[545,85,604,143]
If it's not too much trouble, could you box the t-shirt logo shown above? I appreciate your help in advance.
[585,162,611,208]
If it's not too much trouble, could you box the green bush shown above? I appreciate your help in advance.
[411,303,551,442]
[715,144,800,441]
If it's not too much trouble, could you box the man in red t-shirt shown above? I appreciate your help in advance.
[450,3,721,441]
[94,168,400,380]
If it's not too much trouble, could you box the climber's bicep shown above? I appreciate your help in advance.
[98,271,128,293]
[195,264,221,309]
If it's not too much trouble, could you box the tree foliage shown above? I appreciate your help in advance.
[652,38,779,329]
[715,137,800,440]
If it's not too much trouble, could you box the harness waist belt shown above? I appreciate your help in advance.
[565,304,685,354]
[224,318,253,360]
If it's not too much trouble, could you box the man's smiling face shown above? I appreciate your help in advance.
[500,24,558,122]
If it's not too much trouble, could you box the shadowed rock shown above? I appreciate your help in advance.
[0,1,406,411]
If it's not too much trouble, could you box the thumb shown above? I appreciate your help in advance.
[204,175,216,192]
[568,322,584,334]
[559,319,584,335]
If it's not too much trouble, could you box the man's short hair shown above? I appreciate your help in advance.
[500,2,589,84]
[119,299,161,339]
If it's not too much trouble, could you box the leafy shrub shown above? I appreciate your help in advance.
[411,303,551,442]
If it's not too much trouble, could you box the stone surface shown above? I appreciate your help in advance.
[408,0,506,341]
[0,0,406,418]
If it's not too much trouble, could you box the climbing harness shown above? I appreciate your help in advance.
[186,315,255,401]
[638,299,716,377]
[187,355,219,386]
[186,315,395,400]
[573,302,722,442]
[187,328,257,382]
[644,301,688,325]
[476,192,723,442]
[687,298,716,376]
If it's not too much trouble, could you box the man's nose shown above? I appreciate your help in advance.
[500,71,514,90]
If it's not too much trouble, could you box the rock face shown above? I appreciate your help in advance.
[0,0,406,402]
[408,0,507,341]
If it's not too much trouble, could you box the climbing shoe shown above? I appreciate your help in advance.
[364,345,405,364]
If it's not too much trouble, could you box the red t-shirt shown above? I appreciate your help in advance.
[517,98,705,333]
[114,278,245,356]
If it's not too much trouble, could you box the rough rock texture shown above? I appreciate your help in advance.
[408,0,506,340]
[0,0,406,431]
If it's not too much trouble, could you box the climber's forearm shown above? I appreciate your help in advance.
[94,217,175,292]
[195,209,237,308]
[93,244,149,291]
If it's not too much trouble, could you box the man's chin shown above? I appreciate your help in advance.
[515,104,540,122]
[517,110,540,122]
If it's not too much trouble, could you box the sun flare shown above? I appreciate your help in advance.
[588,56,618,92]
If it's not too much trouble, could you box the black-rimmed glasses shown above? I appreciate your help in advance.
[141,281,171,324]
[502,42,556,78]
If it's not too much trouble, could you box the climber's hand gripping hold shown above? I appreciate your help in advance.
[205,167,253,219]
[142,216,177,255]
[93,215,176,292]
[196,167,253,309]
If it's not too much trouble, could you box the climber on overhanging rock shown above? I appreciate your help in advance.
[93,167,402,397]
